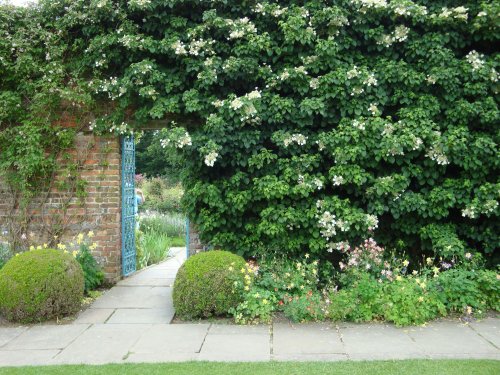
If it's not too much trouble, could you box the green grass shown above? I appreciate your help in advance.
[170,235,186,247]
[0,360,498,375]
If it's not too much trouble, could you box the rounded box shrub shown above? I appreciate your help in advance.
[0,249,84,323]
[173,250,246,319]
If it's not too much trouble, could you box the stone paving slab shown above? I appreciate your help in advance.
[470,318,500,348]
[73,308,115,324]
[106,308,174,324]
[340,324,423,360]
[130,324,208,356]
[91,286,171,309]
[3,324,90,350]
[407,321,499,357]
[0,350,61,366]
[273,322,344,355]
[53,323,151,364]
[117,277,176,287]
[0,327,28,348]
[198,331,270,362]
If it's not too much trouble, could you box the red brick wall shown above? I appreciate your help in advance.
[0,132,123,282]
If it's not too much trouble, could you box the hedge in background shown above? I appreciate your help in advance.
[2,1,499,263]
[0,249,84,323]
[173,250,246,319]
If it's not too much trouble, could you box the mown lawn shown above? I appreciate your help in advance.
[0,360,498,375]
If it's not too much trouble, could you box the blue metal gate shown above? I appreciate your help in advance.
[121,135,136,276]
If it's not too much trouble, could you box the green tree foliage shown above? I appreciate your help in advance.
[1,1,499,263]
[136,131,184,182]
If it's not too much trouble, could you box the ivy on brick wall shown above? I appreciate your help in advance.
[1,1,499,264]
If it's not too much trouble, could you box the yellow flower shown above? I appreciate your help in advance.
[402,260,409,267]
[72,251,78,258]
[426,257,433,265]
[64,250,69,254]
[305,253,310,259]
[432,266,440,274]
[240,268,246,273]
[412,270,418,276]
[228,266,234,271]
[88,231,94,238]
[90,243,98,250]
[244,285,250,291]
[262,299,268,305]
[15,253,20,257]
[418,296,424,303]
[29,245,35,251]
[396,275,402,281]
[36,245,42,250]
[43,243,48,248]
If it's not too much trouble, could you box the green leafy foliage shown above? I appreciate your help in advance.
[137,230,171,267]
[173,250,246,319]
[76,243,104,294]
[0,249,84,323]
[2,1,499,263]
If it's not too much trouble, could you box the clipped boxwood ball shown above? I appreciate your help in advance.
[173,250,246,319]
[0,249,84,323]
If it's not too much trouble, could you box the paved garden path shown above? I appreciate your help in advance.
[0,247,499,366]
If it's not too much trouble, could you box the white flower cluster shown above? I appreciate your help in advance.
[377,25,410,47]
[426,75,437,84]
[352,119,366,130]
[490,68,499,83]
[461,205,477,219]
[318,211,337,239]
[108,122,130,135]
[228,90,262,123]
[462,200,498,218]
[172,38,214,56]
[327,241,350,253]
[347,66,378,94]
[437,6,468,21]
[483,200,499,214]
[364,73,378,86]
[309,78,320,90]
[425,145,449,165]
[318,211,352,241]
[298,175,323,190]
[353,0,388,13]
[391,1,428,17]
[227,17,257,40]
[368,103,379,116]
[120,35,145,49]
[466,51,485,72]
[332,175,345,186]
[283,133,307,147]
[411,136,423,151]
[161,132,192,149]
[204,151,219,167]
[129,0,151,7]
[365,214,379,231]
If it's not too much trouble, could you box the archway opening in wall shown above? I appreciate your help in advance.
[123,129,188,276]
